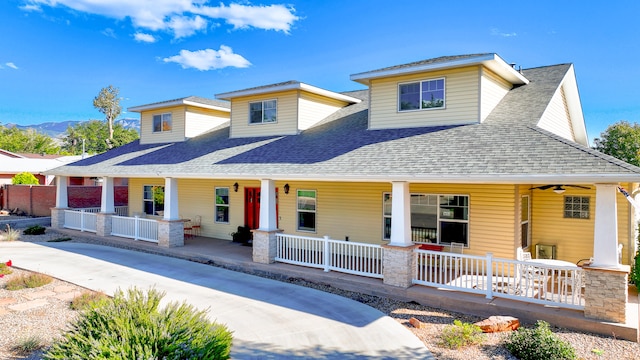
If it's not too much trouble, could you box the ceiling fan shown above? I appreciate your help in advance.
[529,184,590,194]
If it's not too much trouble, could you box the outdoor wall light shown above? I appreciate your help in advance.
[284,183,290,194]
[233,182,239,192]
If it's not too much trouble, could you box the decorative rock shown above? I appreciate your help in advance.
[474,315,520,333]
[409,317,426,329]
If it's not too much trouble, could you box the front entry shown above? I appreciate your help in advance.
[244,187,278,230]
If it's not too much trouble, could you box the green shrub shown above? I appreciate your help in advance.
[44,287,233,360]
[23,225,46,235]
[11,172,40,185]
[0,225,20,241]
[0,263,12,276]
[5,273,52,290]
[439,320,486,349]
[12,335,44,354]
[69,291,109,310]
[504,320,576,360]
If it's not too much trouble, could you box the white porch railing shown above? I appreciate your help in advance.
[111,216,159,243]
[414,250,585,310]
[72,206,129,217]
[63,210,97,233]
[275,234,383,278]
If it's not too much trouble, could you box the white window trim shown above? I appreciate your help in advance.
[383,192,469,245]
[397,77,446,112]
[215,187,230,224]
[152,113,172,133]
[143,185,164,216]
[297,189,317,233]
[248,99,278,125]
[563,195,590,219]
[521,195,530,249]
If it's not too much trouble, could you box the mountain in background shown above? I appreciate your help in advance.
[5,118,140,138]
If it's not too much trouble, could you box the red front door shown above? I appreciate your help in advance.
[244,187,279,230]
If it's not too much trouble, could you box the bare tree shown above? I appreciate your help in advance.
[93,85,122,148]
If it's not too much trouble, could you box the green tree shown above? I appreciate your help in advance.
[0,125,61,154]
[593,121,640,167]
[93,85,122,147]
[62,120,138,155]
[12,172,40,185]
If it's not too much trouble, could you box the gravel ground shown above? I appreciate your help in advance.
[2,226,640,359]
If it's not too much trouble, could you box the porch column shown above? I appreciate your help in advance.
[389,181,412,247]
[100,176,115,213]
[253,179,280,264]
[592,183,620,268]
[51,175,68,229]
[163,177,179,221]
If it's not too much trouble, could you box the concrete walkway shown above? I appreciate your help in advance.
[1,241,433,359]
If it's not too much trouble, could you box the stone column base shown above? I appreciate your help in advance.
[252,229,283,264]
[158,220,185,248]
[583,264,630,323]
[50,208,68,229]
[96,213,114,237]
[382,244,418,288]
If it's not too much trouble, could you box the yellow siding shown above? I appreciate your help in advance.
[480,68,512,122]
[184,106,230,138]
[369,66,480,129]
[538,87,575,141]
[139,106,186,144]
[128,178,165,216]
[229,91,299,138]
[298,91,349,130]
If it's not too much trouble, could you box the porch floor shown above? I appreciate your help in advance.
[51,229,640,342]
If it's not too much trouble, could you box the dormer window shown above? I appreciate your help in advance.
[398,78,445,111]
[153,113,172,132]
[249,100,277,124]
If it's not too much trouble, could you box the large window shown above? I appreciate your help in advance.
[215,187,230,223]
[153,113,172,132]
[564,196,590,219]
[143,185,164,216]
[297,190,316,232]
[398,78,445,111]
[249,100,277,124]
[383,193,469,245]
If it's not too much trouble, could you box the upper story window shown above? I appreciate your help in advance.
[398,78,445,111]
[249,100,277,124]
[153,113,172,132]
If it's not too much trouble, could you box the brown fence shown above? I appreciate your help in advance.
[0,185,128,217]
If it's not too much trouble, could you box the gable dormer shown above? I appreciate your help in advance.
[216,81,361,138]
[128,96,230,145]
[350,53,529,130]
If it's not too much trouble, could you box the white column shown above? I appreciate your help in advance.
[55,175,68,208]
[164,177,179,221]
[100,177,115,213]
[389,181,412,247]
[258,179,278,231]
[592,183,620,268]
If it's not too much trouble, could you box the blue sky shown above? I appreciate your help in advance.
[1,1,639,143]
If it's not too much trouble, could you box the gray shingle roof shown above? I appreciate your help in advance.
[48,63,640,183]
[128,96,230,112]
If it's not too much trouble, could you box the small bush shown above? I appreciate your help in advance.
[70,291,109,310]
[23,225,46,235]
[0,225,20,241]
[44,287,233,360]
[0,263,12,276]
[12,335,44,354]
[12,172,40,185]
[5,273,52,290]
[504,320,576,360]
[439,320,486,349]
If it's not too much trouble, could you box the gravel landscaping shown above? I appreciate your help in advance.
[2,227,640,359]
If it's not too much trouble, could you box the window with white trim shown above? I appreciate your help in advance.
[521,195,530,248]
[297,189,316,232]
[143,185,164,216]
[215,187,230,223]
[383,193,469,245]
[249,100,277,124]
[398,78,445,111]
[152,113,172,132]
[564,196,590,219]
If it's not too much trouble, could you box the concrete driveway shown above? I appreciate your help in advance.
[1,241,433,359]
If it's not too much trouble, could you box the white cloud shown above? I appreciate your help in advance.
[19,4,42,12]
[22,0,299,39]
[134,32,157,43]
[102,28,116,38]
[163,45,251,71]
[6,62,19,70]
[490,27,517,37]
